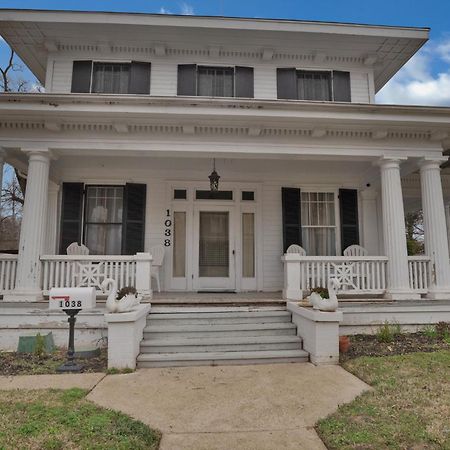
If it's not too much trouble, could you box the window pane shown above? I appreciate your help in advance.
[302,228,336,256]
[242,213,255,278]
[86,224,122,255]
[85,186,123,255]
[92,63,130,94]
[86,187,123,223]
[199,212,229,277]
[198,67,234,97]
[297,71,331,101]
[173,212,186,277]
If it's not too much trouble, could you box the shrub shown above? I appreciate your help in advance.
[422,325,438,339]
[376,321,401,343]
[116,286,137,300]
[310,287,329,299]
[435,322,450,340]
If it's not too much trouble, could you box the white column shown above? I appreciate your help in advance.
[379,157,420,300]
[0,151,5,223]
[360,188,380,255]
[4,150,51,302]
[44,182,60,254]
[419,158,450,299]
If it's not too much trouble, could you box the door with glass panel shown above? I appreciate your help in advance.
[193,207,236,291]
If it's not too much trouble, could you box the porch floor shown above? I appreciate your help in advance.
[149,291,396,305]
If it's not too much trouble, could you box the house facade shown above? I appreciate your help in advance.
[1,9,450,304]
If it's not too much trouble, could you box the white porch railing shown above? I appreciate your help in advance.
[282,255,389,299]
[408,256,431,293]
[40,253,152,296]
[0,254,18,293]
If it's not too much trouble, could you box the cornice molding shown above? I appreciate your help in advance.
[0,119,436,142]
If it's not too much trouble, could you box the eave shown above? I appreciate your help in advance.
[0,9,429,90]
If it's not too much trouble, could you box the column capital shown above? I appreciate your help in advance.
[375,156,407,169]
[21,148,56,161]
[418,156,448,171]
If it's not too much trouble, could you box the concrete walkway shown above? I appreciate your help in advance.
[88,363,369,450]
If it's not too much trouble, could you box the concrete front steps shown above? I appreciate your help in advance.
[137,306,309,368]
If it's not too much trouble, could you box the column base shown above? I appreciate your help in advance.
[3,290,44,302]
[384,290,422,301]
[425,289,450,300]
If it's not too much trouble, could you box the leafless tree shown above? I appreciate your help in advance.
[0,48,29,93]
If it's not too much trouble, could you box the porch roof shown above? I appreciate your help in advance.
[0,8,428,91]
[1,92,450,132]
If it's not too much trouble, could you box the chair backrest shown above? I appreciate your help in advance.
[285,244,306,256]
[150,245,165,266]
[66,242,90,255]
[343,245,368,257]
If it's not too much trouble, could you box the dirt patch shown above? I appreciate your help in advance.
[0,349,107,375]
[341,330,450,362]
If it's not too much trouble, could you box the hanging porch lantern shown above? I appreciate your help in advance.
[209,159,220,191]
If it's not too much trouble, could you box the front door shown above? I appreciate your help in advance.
[193,206,236,291]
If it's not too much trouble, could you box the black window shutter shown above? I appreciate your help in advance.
[71,61,92,93]
[277,68,297,99]
[122,183,147,255]
[333,71,351,102]
[177,64,197,95]
[339,189,359,254]
[59,183,84,254]
[282,187,302,253]
[129,61,151,94]
[235,66,254,98]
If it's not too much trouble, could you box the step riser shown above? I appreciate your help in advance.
[144,328,297,339]
[137,356,308,368]
[141,342,301,353]
[147,316,291,326]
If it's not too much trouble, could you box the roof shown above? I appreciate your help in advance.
[0,8,429,90]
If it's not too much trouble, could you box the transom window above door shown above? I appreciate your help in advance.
[177,64,254,98]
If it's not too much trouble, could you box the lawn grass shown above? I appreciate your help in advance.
[317,350,450,450]
[0,388,161,449]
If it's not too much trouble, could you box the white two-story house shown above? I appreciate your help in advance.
[1,9,450,306]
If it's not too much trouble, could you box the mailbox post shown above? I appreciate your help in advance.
[49,287,96,373]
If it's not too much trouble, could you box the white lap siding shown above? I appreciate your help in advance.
[262,183,284,291]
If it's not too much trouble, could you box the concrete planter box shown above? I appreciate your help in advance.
[105,304,151,370]
[287,302,343,365]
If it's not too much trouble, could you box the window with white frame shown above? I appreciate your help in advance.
[84,186,124,255]
[301,192,336,256]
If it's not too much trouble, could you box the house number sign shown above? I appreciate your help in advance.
[164,209,172,247]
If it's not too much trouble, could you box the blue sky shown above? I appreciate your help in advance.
[1,0,450,104]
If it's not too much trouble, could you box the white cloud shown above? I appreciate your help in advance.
[158,3,194,15]
[376,38,450,106]
[180,2,194,15]
[159,7,173,14]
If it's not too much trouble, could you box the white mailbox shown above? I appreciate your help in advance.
[49,287,96,311]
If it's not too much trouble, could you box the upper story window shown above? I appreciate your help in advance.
[71,60,151,95]
[92,63,130,94]
[277,68,351,102]
[177,64,254,98]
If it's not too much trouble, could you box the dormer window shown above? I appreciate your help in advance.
[277,68,351,102]
[177,64,254,98]
[71,60,151,94]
